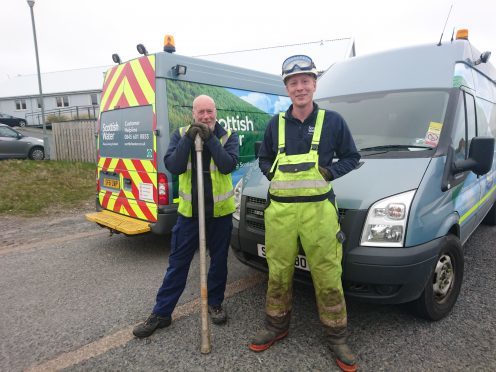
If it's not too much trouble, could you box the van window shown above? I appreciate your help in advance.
[452,95,467,161]
[476,98,495,137]
[465,93,477,150]
[99,105,154,159]
[317,90,449,152]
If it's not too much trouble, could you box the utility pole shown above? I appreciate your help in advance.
[27,0,50,159]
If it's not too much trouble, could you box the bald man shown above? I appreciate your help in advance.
[133,95,239,338]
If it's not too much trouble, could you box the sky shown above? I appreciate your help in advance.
[1,0,495,83]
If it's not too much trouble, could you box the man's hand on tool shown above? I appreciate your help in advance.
[186,125,202,140]
[194,122,212,141]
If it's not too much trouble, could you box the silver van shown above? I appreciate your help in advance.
[231,30,496,320]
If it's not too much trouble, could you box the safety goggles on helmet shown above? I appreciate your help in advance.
[281,55,318,82]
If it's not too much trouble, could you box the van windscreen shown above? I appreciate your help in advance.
[99,105,154,159]
[316,90,449,152]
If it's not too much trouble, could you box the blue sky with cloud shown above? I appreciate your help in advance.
[227,88,291,115]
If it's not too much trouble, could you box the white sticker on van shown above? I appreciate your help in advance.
[139,183,154,202]
[425,121,443,147]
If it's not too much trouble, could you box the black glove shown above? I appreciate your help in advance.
[186,125,201,141]
[195,122,212,141]
[319,166,333,181]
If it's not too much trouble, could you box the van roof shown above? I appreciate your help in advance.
[315,39,492,99]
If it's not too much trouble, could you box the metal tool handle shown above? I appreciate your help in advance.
[195,134,211,354]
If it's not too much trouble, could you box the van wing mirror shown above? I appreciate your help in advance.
[254,141,262,159]
[453,137,494,176]
[441,137,495,192]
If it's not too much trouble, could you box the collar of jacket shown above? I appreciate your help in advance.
[213,121,228,138]
[284,102,320,125]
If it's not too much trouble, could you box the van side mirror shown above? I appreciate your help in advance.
[441,137,495,191]
[453,137,494,176]
[254,141,262,159]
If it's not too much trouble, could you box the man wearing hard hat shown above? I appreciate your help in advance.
[250,55,360,371]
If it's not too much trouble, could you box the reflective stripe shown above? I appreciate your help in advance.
[187,162,192,170]
[270,179,329,190]
[460,183,496,223]
[179,191,192,201]
[213,189,234,202]
[210,163,218,172]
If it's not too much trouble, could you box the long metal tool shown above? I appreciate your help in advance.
[194,134,211,354]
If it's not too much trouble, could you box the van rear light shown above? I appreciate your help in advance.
[96,169,100,193]
[158,173,169,205]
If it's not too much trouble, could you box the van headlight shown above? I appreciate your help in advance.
[233,178,243,221]
[360,190,416,247]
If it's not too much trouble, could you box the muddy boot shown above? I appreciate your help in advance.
[329,343,357,372]
[249,312,290,352]
[248,328,288,352]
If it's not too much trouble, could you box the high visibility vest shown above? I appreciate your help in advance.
[177,125,236,217]
[269,110,333,202]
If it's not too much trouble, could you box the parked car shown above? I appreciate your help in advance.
[0,124,45,160]
[0,113,28,127]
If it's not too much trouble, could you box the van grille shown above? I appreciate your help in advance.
[244,196,346,232]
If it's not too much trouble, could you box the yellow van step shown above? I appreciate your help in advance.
[86,210,151,235]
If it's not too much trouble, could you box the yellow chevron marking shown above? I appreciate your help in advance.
[107,76,127,110]
[101,64,125,110]
[130,58,155,109]
[122,77,139,107]
[109,157,119,170]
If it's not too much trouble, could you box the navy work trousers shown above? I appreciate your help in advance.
[153,214,233,317]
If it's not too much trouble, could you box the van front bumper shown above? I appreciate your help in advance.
[231,218,442,304]
[342,238,441,303]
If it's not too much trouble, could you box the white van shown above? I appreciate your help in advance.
[231,29,496,320]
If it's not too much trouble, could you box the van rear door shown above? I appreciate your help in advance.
[98,105,157,223]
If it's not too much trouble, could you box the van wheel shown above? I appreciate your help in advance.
[29,146,45,160]
[482,201,496,225]
[414,235,463,320]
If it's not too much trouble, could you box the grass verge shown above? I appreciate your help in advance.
[0,160,95,216]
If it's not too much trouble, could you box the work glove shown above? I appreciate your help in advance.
[319,166,333,181]
[186,125,201,141]
[194,122,212,141]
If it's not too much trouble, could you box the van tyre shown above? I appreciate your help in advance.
[29,146,45,160]
[482,201,496,226]
[414,235,463,320]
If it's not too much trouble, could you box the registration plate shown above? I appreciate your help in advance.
[103,178,120,189]
[257,244,310,271]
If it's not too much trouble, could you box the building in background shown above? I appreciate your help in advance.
[0,66,108,126]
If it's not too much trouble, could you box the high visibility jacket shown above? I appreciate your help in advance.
[269,110,333,202]
[177,125,235,217]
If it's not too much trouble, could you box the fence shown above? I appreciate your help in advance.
[52,120,97,162]
[26,105,99,126]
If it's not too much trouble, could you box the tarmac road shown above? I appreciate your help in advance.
[0,211,495,371]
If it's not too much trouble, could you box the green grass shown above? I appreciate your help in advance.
[0,160,95,216]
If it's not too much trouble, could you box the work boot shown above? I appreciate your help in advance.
[248,328,289,352]
[329,343,357,372]
[132,313,171,338]
[208,304,227,325]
